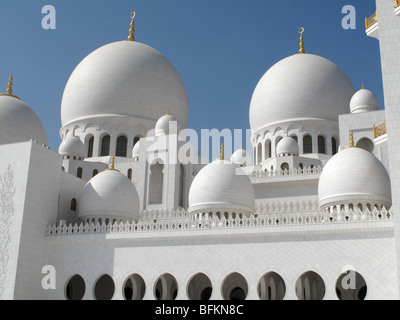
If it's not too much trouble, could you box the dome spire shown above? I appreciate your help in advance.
[220,143,224,160]
[298,27,305,54]
[106,155,120,172]
[0,75,20,100]
[128,11,136,41]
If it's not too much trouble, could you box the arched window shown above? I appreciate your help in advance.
[281,162,289,173]
[70,198,77,211]
[116,135,128,157]
[127,168,132,180]
[92,169,98,177]
[77,167,83,179]
[318,136,326,154]
[331,137,337,155]
[295,271,325,300]
[149,163,164,204]
[101,135,110,156]
[87,136,94,158]
[303,135,312,154]
[290,135,298,142]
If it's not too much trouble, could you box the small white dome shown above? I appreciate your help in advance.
[350,88,379,113]
[132,140,140,160]
[155,113,179,136]
[0,95,48,146]
[78,169,140,222]
[58,135,85,158]
[318,147,391,210]
[230,148,252,166]
[188,159,255,214]
[249,53,355,132]
[276,137,299,157]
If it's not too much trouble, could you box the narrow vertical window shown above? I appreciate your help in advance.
[332,137,337,155]
[71,198,77,211]
[318,136,326,154]
[77,167,83,179]
[87,136,94,158]
[101,135,110,156]
[116,136,128,157]
[303,135,312,154]
[149,163,164,204]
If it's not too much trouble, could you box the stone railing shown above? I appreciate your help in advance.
[249,166,322,181]
[255,199,320,214]
[45,207,393,237]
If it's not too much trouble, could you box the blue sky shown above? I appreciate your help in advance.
[0,0,381,153]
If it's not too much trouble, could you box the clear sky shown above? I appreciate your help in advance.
[0,0,381,155]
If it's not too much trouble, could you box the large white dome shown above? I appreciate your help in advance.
[0,95,48,146]
[78,168,140,222]
[318,147,391,210]
[188,159,255,214]
[249,53,356,132]
[61,40,189,129]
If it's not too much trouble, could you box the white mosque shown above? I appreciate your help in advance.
[1,1,400,300]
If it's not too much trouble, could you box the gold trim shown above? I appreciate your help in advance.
[396,0,400,9]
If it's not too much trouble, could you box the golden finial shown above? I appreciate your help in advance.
[298,27,305,54]
[167,109,170,115]
[106,155,120,172]
[6,75,13,95]
[349,130,354,147]
[362,83,365,89]
[0,75,20,100]
[128,11,136,41]
[220,143,224,160]
[344,130,356,149]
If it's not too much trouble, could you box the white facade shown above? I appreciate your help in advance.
[0,2,400,300]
